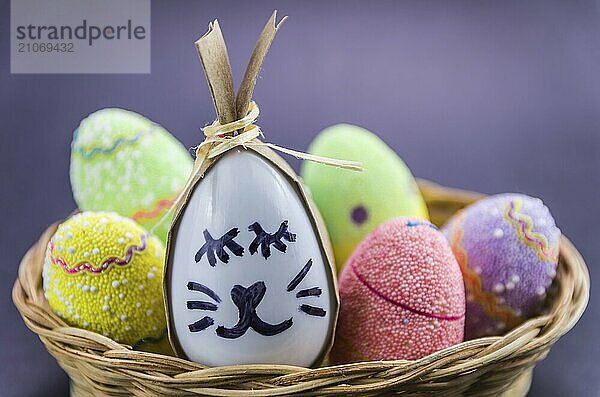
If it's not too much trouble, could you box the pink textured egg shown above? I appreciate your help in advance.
[330,218,465,363]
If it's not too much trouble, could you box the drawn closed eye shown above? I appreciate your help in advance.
[249,220,297,259]
[195,228,244,267]
[187,281,221,332]
[287,259,327,317]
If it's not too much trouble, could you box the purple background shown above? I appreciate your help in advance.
[1,0,598,395]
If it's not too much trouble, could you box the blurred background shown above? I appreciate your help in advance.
[1,0,599,395]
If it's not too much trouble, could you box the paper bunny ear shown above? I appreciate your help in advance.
[194,11,286,126]
[235,11,287,120]
[166,11,292,228]
[194,19,236,125]
[163,12,340,367]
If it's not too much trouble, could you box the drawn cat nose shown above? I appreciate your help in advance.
[230,281,267,306]
[248,281,266,305]
[249,281,266,293]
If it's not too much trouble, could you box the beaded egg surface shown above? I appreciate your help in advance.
[301,124,429,272]
[330,218,465,363]
[42,212,167,348]
[442,194,560,339]
[70,108,193,242]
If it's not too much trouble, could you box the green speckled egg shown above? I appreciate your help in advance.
[301,124,429,271]
[70,108,193,242]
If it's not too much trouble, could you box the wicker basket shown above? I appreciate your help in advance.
[13,179,589,396]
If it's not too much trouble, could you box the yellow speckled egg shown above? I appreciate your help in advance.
[42,211,167,349]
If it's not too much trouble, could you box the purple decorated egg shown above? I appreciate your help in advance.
[441,194,560,339]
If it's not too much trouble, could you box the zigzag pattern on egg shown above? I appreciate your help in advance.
[49,235,148,274]
[42,212,168,350]
[72,127,156,159]
[504,199,559,263]
[131,194,180,222]
[448,212,522,328]
[70,108,194,242]
[441,193,560,339]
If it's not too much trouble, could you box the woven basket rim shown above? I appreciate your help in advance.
[12,179,590,396]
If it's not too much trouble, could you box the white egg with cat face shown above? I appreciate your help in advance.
[166,149,337,367]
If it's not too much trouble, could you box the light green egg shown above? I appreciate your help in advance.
[301,124,429,272]
[70,108,193,242]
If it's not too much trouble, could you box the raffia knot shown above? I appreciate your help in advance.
[195,101,363,171]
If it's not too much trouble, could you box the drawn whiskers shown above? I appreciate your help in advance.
[295,287,322,298]
[287,259,327,317]
[299,304,326,317]
[185,257,327,338]
[187,281,221,332]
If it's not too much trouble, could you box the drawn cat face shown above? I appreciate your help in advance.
[187,224,324,339]
[166,150,337,367]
